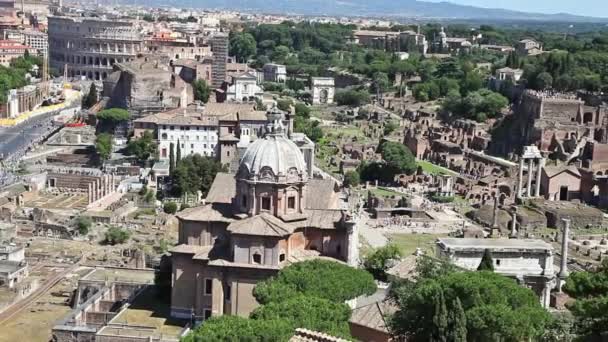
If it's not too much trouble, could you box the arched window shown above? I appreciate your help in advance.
[279,253,286,262]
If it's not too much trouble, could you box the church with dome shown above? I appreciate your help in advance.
[169,108,359,320]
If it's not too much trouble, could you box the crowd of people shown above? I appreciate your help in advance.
[0,115,59,188]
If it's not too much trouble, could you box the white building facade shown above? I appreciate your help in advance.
[226,72,263,102]
[436,238,556,308]
[262,63,287,83]
[157,116,219,160]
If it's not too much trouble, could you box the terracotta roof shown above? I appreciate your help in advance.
[205,172,236,204]
[290,328,349,342]
[543,165,580,178]
[291,209,343,230]
[386,254,421,280]
[169,244,213,259]
[202,102,256,116]
[349,300,397,334]
[227,213,295,237]
[176,203,234,223]
[305,179,340,210]
[238,110,267,121]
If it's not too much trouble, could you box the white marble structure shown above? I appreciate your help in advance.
[518,145,545,198]
[436,238,556,308]
[226,71,263,102]
[311,77,335,105]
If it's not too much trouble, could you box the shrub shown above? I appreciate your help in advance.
[163,202,178,214]
[76,216,92,235]
[104,226,131,245]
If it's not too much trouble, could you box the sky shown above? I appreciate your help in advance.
[425,0,608,17]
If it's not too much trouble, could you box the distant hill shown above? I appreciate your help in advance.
[152,0,608,22]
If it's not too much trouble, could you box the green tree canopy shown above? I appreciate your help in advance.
[391,270,551,342]
[563,259,608,338]
[182,316,293,342]
[477,249,495,271]
[363,244,402,281]
[163,202,178,214]
[230,32,257,63]
[192,79,211,103]
[95,133,113,160]
[379,141,417,175]
[253,259,376,305]
[343,170,360,188]
[126,131,157,163]
[171,154,227,197]
[334,89,371,107]
[82,83,98,109]
[250,295,351,338]
[104,226,131,245]
[76,216,92,235]
[96,108,130,122]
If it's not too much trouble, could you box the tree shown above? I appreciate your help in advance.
[477,249,495,271]
[104,226,131,245]
[372,72,390,94]
[76,216,92,235]
[431,290,448,342]
[334,89,371,107]
[169,143,175,175]
[294,103,310,118]
[253,259,376,305]
[126,131,157,163]
[535,72,554,90]
[171,154,227,197]
[183,316,292,342]
[449,297,467,342]
[391,270,551,342]
[250,295,352,338]
[163,202,178,214]
[379,141,417,175]
[383,120,399,135]
[271,45,290,64]
[229,32,257,63]
[95,133,113,160]
[96,108,130,123]
[192,79,211,102]
[563,259,608,339]
[82,83,98,109]
[276,98,293,112]
[363,244,402,281]
[343,170,360,188]
[176,139,182,163]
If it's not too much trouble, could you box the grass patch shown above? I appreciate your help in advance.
[417,160,457,176]
[388,233,446,256]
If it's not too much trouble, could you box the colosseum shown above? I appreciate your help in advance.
[48,16,143,80]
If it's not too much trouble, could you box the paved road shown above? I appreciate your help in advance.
[0,112,59,160]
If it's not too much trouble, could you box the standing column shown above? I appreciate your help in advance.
[518,158,524,198]
[510,210,517,238]
[527,159,533,197]
[558,218,571,291]
[535,158,544,197]
[88,183,93,204]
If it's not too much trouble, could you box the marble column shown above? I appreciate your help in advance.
[518,158,524,198]
[510,210,517,238]
[527,159,533,197]
[535,158,544,197]
[88,183,93,204]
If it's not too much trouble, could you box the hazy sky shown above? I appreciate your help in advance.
[425,0,607,17]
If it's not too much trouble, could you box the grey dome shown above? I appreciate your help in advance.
[239,135,308,182]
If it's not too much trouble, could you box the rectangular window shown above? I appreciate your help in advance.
[204,309,212,320]
[170,126,174,130]
[191,144,194,148]
[262,197,271,210]
[204,278,212,295]
[288,196,296,209]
